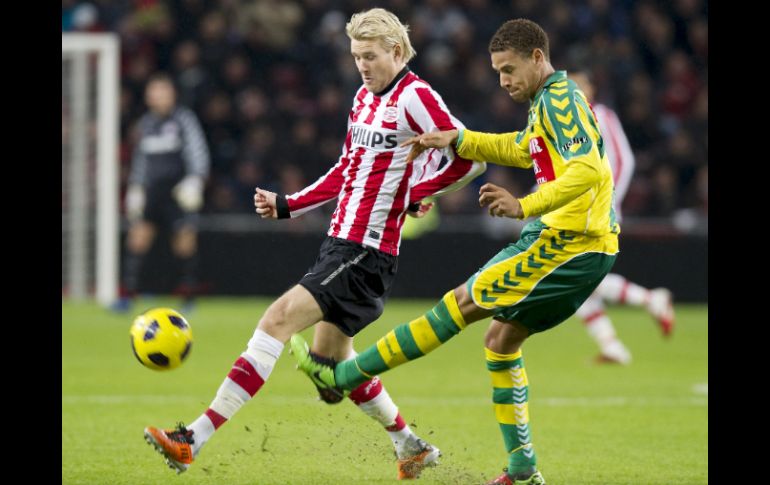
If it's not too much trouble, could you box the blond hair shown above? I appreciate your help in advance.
[346,8,416,63]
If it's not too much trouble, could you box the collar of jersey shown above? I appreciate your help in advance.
[532,70,567,103]
[373,65,411,97]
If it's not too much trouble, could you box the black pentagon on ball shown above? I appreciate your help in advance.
[168,315,189,329]
[147,352,170,367]
[143,320,160,341]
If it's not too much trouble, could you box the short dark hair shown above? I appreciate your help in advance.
[489,19,550,61]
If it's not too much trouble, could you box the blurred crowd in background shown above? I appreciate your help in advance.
[63,0,707,231]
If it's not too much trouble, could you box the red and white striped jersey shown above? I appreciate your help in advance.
[594,104,635,217]
[284,68,485,255]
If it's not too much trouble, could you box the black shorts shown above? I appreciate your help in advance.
[143,184,198,230]
[299,237,398,337]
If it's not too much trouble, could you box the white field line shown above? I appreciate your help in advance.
[62,394,707,407]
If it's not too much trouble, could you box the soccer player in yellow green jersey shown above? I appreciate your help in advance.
[291,18,619,485]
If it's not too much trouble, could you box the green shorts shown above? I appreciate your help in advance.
[466,220,618,334]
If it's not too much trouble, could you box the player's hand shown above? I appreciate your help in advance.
[479,183,523,218]
[254,187,278,219]
[173,176,204,212]
[125,184,145,221]
[401,129,460,163]
[407,201,435,218]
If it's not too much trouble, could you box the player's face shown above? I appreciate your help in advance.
[351,39,403,93]
[491,49,544,103]
[145,80,176,115]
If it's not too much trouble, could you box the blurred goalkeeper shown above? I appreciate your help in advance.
[113,73,210,313]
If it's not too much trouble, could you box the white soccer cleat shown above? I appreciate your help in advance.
[596,339,632,365]
[396,437,441,479]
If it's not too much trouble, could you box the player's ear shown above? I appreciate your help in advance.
[393,43,402,61]
[532,48,545,65]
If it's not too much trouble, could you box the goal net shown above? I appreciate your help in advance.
[62,33,119,305]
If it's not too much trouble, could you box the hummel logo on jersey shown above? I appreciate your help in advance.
[560,136,588,153]
[350,126,397,149]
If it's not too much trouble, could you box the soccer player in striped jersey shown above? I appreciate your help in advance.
[143,8,485,479]
[569,71,675,365]
[292,19,623,485]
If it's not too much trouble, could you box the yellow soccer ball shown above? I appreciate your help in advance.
[130,308,193,370]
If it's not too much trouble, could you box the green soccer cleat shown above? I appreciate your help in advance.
[308,351,345,404]
[289,334,347,400]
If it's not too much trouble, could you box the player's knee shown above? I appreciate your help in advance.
[258,297,301,340]
[484,320,528,353]
[452,284,488,325]
[258,304,288,334]
[453,285,472,308]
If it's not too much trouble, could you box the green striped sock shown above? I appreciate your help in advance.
[335,291,467,389]
[486,347,537,474]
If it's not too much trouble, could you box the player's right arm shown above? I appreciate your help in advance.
[457,129,532,168]
[254,89,363,220]
[403,128,531,169]
[253,153,349,219]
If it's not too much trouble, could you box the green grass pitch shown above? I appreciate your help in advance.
[62,298,707,484]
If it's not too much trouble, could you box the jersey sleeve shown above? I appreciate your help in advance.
[177,108,211,180]
[456,129,532,168]
[283,150,350,218]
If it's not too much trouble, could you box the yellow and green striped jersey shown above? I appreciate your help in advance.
[457,70,619,238]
